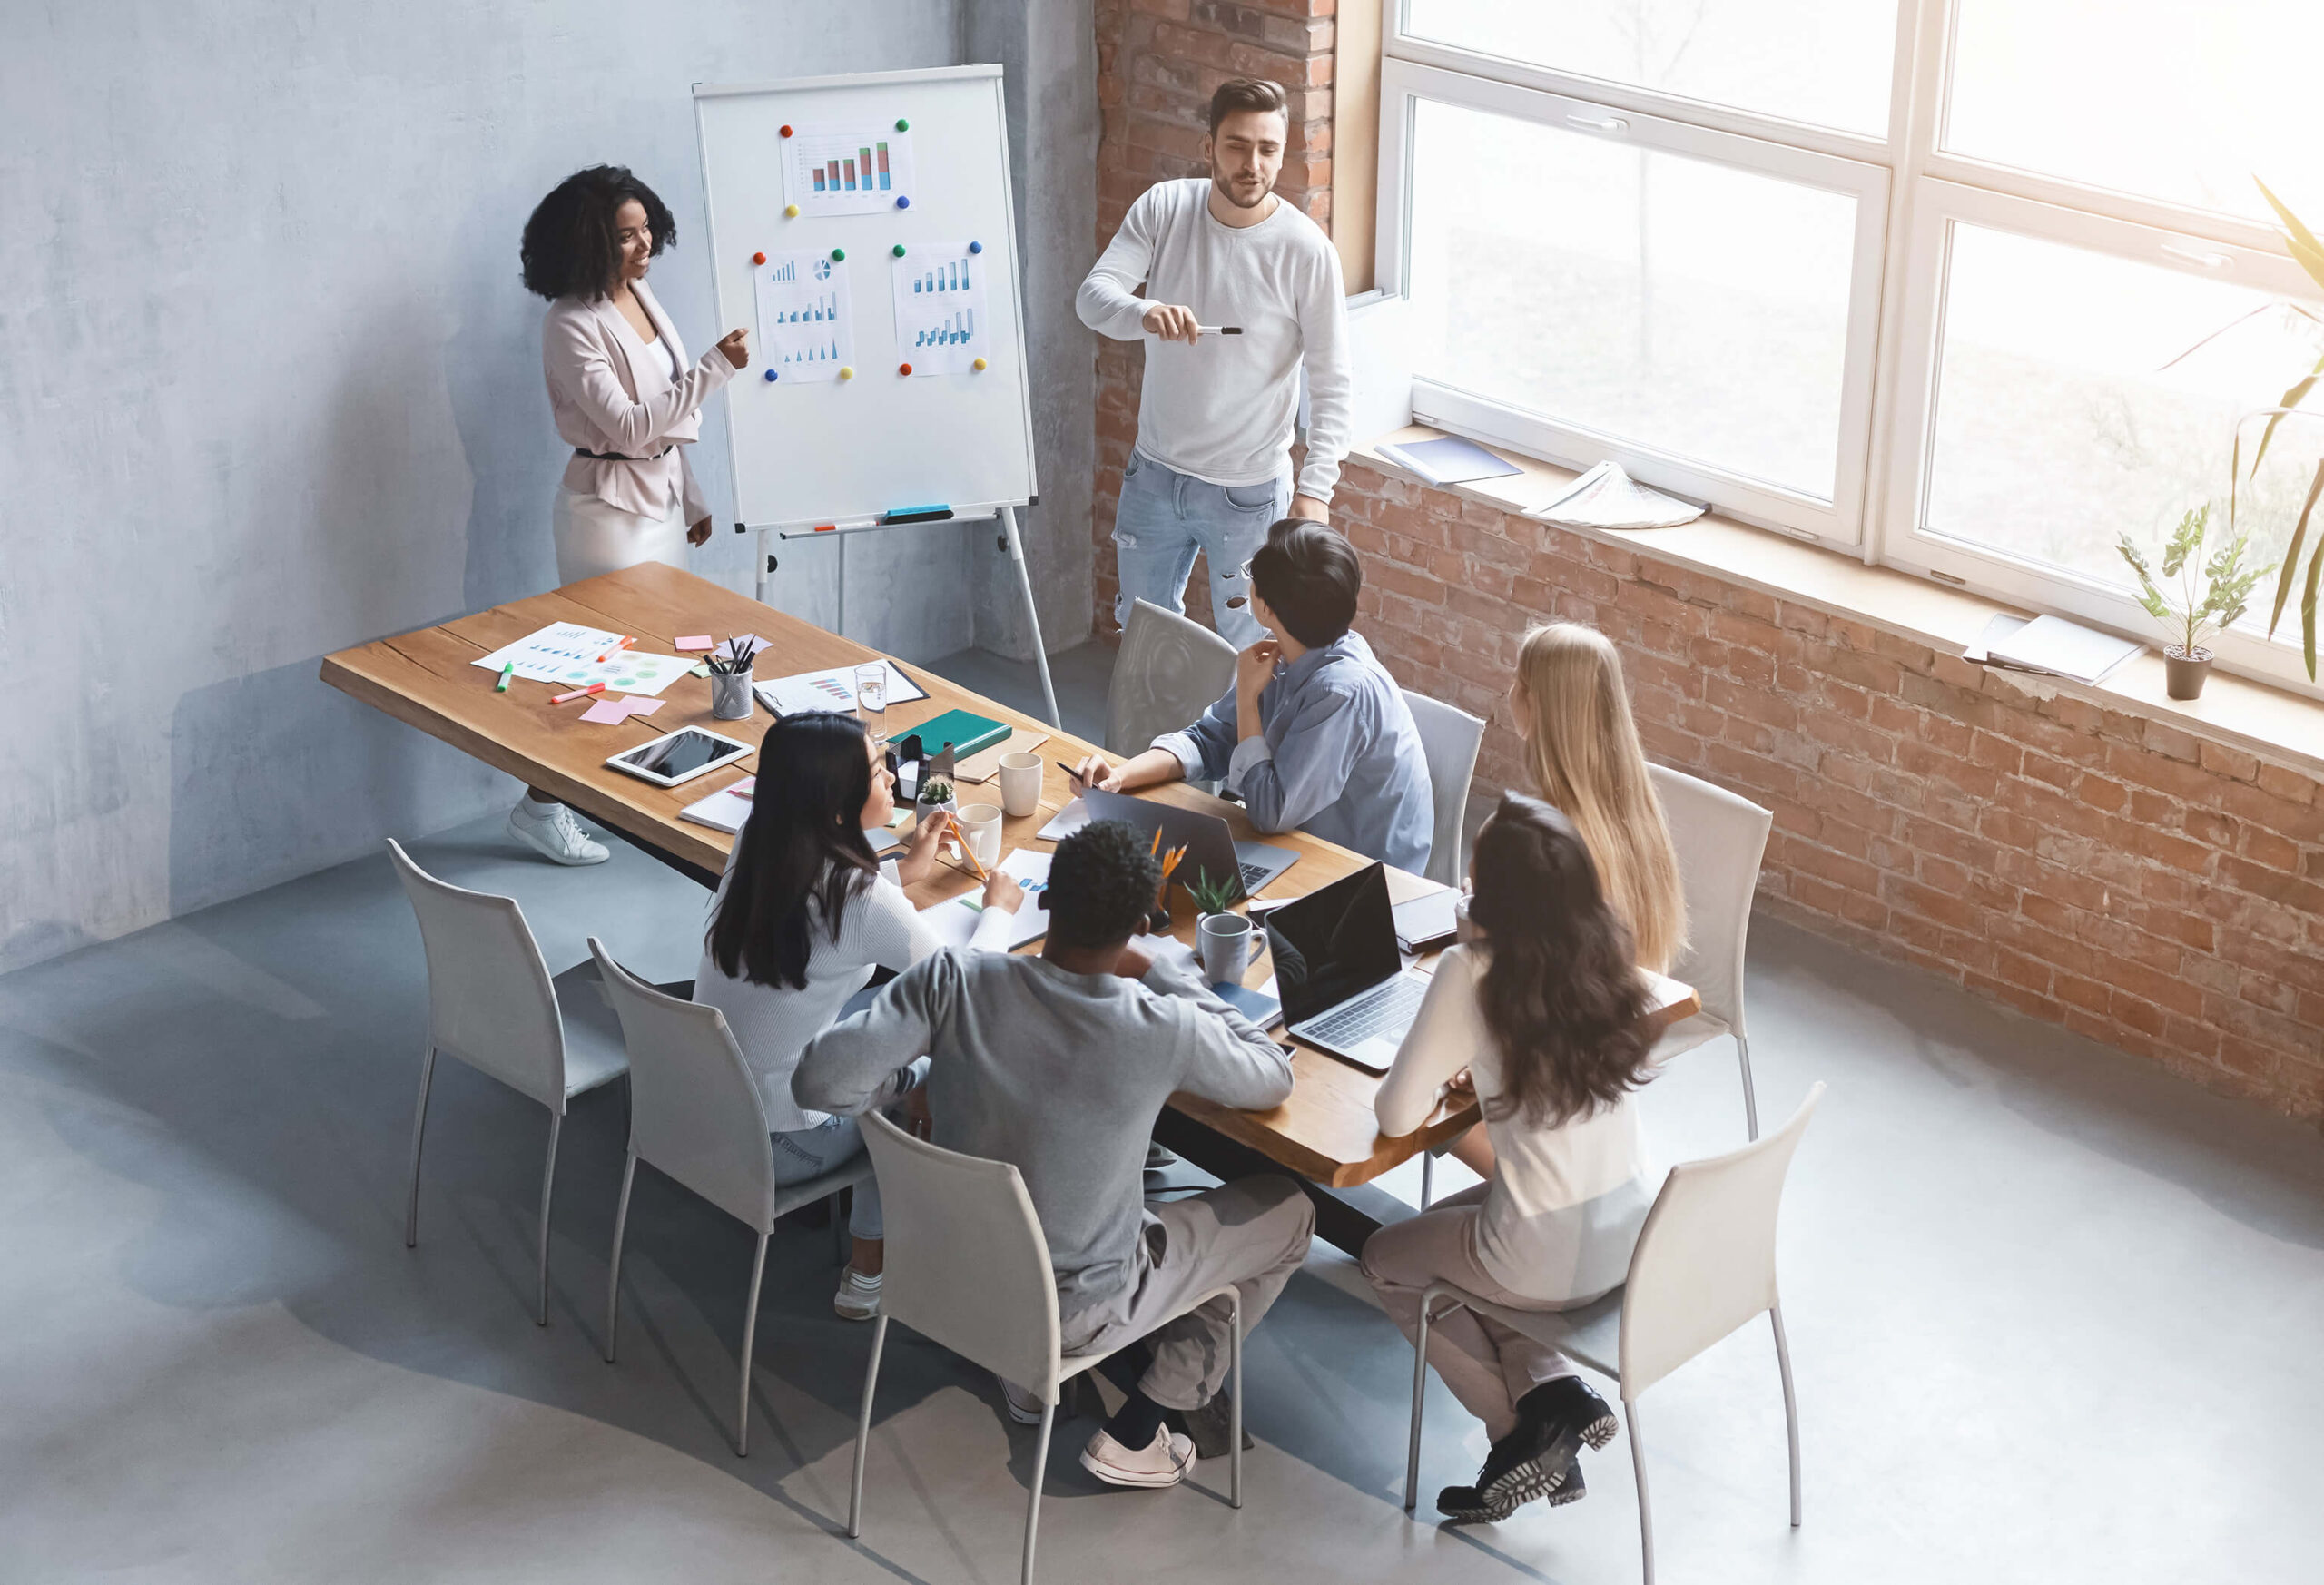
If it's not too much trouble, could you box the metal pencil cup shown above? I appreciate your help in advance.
[711,668,754,721]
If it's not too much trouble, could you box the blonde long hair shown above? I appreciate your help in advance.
[1512,623,1687,973]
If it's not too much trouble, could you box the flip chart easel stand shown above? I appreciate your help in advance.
[743,502,1059,728]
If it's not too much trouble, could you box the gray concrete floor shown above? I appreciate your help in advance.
[5,641,2321,1583]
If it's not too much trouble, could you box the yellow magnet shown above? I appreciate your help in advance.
[839,365,855,380]
[783,203,800,218]
[972,357,988,371]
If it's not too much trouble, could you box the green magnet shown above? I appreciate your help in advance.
[892,243,906,256]
[895,118,909,132]
[832,247,846,261]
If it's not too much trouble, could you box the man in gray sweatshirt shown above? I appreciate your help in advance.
[793,819,1315,1490]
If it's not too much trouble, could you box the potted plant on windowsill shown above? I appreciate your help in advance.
[2117,504,2272,700]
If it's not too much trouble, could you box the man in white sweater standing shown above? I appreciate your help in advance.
[1077,78,1353,647]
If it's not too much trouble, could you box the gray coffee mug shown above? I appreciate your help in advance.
[1196,912,1255,985]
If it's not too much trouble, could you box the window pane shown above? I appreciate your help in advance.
[1406,98,1859,502]
[1946,0,2324,222]
[1925,224,2324,632]
[1403,0,1896,136]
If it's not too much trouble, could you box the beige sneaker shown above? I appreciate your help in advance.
[832,1268,881,1321]
[1078,1423,1196,1489]
[996,1374,1045,1425]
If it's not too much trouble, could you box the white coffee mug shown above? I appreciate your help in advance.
[998,751,1043,818]
[959,802,1004,868]
[1196,911,1255,985]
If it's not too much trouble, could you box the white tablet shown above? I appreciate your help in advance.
[606,727,753,788]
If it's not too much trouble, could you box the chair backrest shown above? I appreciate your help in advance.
[858,1111,1063,1392]
[588,939,778,1232]
[1400,689,1485,887]
[1106,598,1239,757]
[1620,1083,1823,1396]
[1647,763,1772,1035]
[387,839,567,1110]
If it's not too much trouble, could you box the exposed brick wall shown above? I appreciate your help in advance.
[1093,0,1337,635]
[1334,459,2324,1119]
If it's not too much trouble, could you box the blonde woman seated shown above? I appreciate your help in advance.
[1443,620,1685,1179]
[1359,793,1659,1521]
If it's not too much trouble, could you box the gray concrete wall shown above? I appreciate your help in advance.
[0,1,968,971]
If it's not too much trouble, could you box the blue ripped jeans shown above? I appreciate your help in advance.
[1111,448,1289,649]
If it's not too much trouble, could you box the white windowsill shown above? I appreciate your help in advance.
[1354,425,2324,780]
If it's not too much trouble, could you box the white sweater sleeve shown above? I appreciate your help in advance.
[1374,947,1488,1137]
[1077,187,1164,340]
[865,871,1023,961]
[1295,241,1354,501]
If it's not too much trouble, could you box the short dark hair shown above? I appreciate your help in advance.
[1208,78,1290,135]
[1045,821,1162,950]
[1248,518,1361,647]
[520,165,675,301]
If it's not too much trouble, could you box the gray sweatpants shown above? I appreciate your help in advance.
[1059,1176,1315,1411]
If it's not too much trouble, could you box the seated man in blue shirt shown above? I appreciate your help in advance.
[1074,517,1434,874]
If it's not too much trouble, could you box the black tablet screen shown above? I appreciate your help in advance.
[620,730,742,779]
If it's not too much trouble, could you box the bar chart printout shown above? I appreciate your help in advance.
[753,251,856,383]
[889,241,993,375]
[781,121,917,217]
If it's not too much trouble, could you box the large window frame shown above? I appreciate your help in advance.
[1377,0,2324,698]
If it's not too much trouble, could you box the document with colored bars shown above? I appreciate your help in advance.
[890,242,992,374]
[753,251,856,382]
[780,123,918,218]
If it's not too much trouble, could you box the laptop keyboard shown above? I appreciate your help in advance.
[1306,975,1427,1048]
[1239,861,1272,890]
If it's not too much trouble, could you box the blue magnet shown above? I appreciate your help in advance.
[895,195,910,209]
[763,369,778,381]
[969,240,983,254]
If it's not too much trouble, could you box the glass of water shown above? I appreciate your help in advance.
[853,663,887,743]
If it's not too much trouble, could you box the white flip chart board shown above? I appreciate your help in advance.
[694,66,1039,529]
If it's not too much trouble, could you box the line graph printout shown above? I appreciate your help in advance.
[889,241,992,374]
[781,123,918,217]
[753,251,856,382]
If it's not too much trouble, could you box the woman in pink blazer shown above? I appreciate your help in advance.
[508,164,749,864]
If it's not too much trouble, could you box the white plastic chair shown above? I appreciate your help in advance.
[1400,688,1484,889]
[1648,763,1777,1137]
[1106,597,1239,757]
[389,839,629,1325]
[848,1111,1244,1585]
[1403,1084,1824,1584]
[589,940,872,1456]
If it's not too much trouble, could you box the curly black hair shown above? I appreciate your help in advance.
[520,165,675,302]
[1044,820,1164,950]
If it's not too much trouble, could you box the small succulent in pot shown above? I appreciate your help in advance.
[2117,503,2272,701]
[1187,868,1241,921]
[916,776,956,814]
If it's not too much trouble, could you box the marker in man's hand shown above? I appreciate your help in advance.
[1196,326,1242,336]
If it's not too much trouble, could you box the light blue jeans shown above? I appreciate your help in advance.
[1111,449,1290,649]
[772,1057,926,1241]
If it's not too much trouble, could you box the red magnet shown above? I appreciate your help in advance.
[899,361,913,376]
[752,251,766,265]
[779,124,793,138]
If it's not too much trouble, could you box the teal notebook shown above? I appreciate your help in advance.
[906,708,1011,761]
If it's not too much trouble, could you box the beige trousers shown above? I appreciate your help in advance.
[1360,1184,1586,1442]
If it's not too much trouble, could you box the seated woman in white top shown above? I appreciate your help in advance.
[694,713,1022,1321]
[1360,792,1659,1525]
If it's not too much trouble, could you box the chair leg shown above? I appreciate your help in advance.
[1627,1397,1655,1585]
[1021,1394,1055,1585]
[1404,1289,1438,1511]
[1228,1287,1245,1511]
[848,1314,890,1539]
[1736,1032,1761,1141]
[734,1226,771,1456]
[604,1148,636,1364]
[535,1110,563,1326]
[833,1186,848,1265]
[1419,1151,1433,1209]
[403,1044,438,1247]
[1770,1303,1802,1527]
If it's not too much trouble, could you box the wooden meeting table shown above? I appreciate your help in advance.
[321,563,1698,1252]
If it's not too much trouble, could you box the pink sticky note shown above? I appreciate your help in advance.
[675,635,714,651]
[579,698,634,724]
[620,697,664,718]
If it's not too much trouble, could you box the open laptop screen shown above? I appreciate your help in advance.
[1265,863,1401,1025]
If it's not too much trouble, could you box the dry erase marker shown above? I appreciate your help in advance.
[551,682,606,704]
[1196,325,1242,336]
[495,662,513,693]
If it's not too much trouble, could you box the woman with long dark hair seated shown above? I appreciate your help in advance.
[1360,792,1659,1523]
[695,713,1022,1320]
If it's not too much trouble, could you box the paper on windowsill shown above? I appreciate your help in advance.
[1528,461,1705,530]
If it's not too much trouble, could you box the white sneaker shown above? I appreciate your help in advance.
[996,1374,1045,1425]
[832,1268,881,1321]
[507,799,609,865]
[1078,1424,1196,1489]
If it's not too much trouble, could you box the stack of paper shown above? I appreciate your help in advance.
[1374,435,1523,487]
[917,848,1051,950]
[1529,461,1704,530]
[1973,614,2142,684]
[678,776,756,834]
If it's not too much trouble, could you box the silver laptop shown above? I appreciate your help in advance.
[1079,788,1297,901]
[1265,863,1428,1073]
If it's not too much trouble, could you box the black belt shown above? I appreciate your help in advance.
[576,446,674,462]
